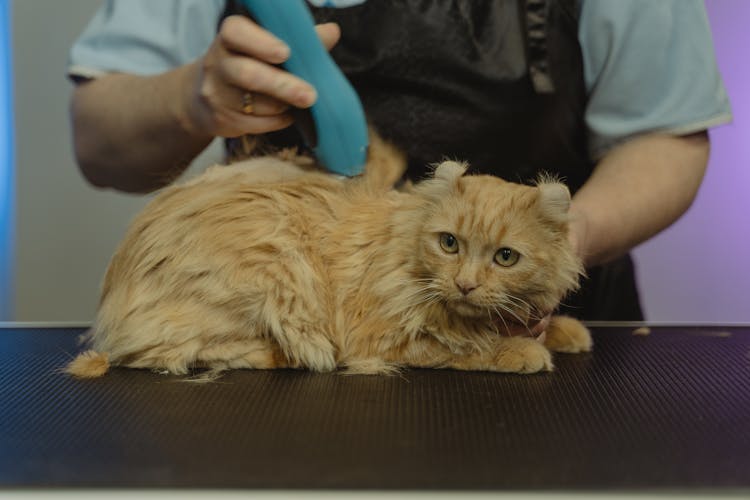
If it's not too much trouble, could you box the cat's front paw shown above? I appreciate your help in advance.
[493,337,553,374]
[543,315,592,353]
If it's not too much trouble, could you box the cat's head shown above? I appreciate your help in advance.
[412,161,583,326]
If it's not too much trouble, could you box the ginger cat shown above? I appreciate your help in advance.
[67,138,591,378]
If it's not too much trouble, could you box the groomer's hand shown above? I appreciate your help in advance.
[496,313,551,342]
[182,15,341,139]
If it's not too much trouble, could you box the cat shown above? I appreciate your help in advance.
[66,137,591,378]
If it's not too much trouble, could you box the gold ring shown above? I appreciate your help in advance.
[241,92,254,114]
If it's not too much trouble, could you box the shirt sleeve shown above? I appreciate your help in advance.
[67,0,224,80]
[579,0,732,159]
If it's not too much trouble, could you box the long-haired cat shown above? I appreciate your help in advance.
[66,138,591,378]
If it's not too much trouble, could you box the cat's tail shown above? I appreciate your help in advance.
[65,350,110,378]
[360,130,407,191]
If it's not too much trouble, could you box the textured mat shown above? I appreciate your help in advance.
[1,325,749,490]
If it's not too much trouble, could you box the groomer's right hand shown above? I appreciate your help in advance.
[182,15,340,139]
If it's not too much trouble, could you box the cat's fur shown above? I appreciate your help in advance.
[66,137,591,378]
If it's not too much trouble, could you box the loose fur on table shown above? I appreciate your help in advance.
[66,136,591,379]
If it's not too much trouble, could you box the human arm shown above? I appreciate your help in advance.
[569,1,730,267]
[568,131,710,268]
[511,131,709,338]
[70,15,340,193]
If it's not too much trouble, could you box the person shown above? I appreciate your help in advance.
[67,0,732,324]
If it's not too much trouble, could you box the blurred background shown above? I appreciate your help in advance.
[2,1,748,323]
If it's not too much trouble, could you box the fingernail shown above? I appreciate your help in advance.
[298,88,317,107]
[274,44,290,61]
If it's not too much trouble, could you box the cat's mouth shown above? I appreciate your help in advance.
[447,298,487,318]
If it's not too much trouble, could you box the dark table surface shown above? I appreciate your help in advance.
[1,324,749,492]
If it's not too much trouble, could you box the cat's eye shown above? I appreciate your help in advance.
[439,233,459,254]
[494,247,520,267]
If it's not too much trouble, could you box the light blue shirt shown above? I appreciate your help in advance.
[68,0,732,158]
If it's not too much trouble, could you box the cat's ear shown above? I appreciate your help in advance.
[415,160,468,199]
[433,160,468,183]
[536,181,571,222]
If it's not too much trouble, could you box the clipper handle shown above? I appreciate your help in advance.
[240,0,368,176]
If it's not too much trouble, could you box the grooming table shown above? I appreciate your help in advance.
[1,324,749,494]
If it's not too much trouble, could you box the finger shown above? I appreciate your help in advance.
[218,15,290,64]
[222,54,317,108]
[224,111,296,138]
[529,315,551,337]
[494,318,534,337]
[315,22,341,51]
[493,313,549,338]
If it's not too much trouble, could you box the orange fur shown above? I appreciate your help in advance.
[67,141,590,378]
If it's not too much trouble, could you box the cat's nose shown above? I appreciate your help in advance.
[455,280,478,295]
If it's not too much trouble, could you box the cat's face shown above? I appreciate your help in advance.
[414,162,581,326]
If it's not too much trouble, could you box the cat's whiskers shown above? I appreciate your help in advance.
[398,278,444,308]
[556,298,580,311]
[503,293,549,324]
[478,318,496,349]
[492,302,534,337]
[503,293,535,318]
[486,308,501,337]
[494,298,526,323]
[488,305,511,337]
[415,292,443,308]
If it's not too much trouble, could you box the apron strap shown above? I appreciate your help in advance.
[523,0,555,93]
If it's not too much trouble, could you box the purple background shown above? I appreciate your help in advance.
[633,0,750,323]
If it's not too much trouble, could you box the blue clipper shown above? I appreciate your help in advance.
[240,0,368,176]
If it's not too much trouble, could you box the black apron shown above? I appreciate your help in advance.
[221,0,644,321]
